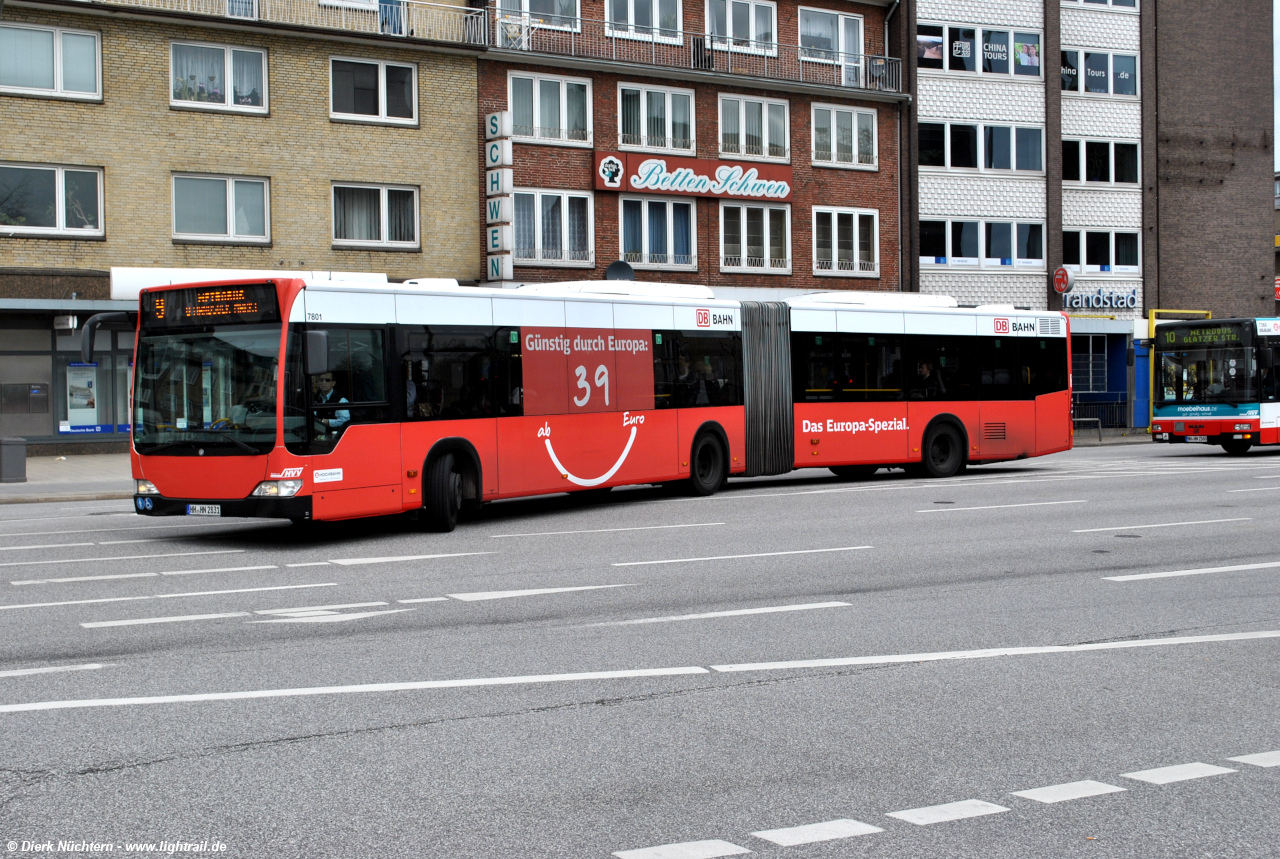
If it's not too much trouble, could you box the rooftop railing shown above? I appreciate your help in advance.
[489,6,902,93]
[76,0,487,46]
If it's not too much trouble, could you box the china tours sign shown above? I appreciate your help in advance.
[595,152,793,201]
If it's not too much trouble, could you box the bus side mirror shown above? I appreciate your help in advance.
[305,330,330,375]
[1261,348,1275,370]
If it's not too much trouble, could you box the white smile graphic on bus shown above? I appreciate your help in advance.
[539,417,640,487]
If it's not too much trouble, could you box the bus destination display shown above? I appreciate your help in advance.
[1159,324,1246,349]
[143,284,280,327]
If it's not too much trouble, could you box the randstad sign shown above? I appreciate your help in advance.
[594,152,793,201]
[1062,289,1139,310]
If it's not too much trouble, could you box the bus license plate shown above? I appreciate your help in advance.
[1185,435,1208,443]
[186,504,221,516]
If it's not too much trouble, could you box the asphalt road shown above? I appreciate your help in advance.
[1,443,1278,858]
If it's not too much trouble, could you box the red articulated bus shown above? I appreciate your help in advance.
[88,276,1072,531]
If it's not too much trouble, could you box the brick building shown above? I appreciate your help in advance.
[0,0,484,449]
[476,0,910,293]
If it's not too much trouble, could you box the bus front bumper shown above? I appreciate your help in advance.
[133,494,312,520]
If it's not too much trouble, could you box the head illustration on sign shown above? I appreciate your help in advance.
[599,156,623,188]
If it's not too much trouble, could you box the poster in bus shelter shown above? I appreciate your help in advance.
[61,361,105,434]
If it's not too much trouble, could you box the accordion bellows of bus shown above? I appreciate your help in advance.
[105,273,1072,530]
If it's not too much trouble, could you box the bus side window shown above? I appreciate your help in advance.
[403,327,521,421]
[1022,338,1068,396]
[979,338,1017,400]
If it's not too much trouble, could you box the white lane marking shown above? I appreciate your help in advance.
[0,512,135,525]
[1011,780,1126,804]
[1072,518,1252,533]
[81,612,250,629]
[751,819,883,846]
[0,663,111,679]
[1228,487,1280,493]
[447,584,636,602]
[98,539,163,545]
[57,505,132,511]
[254,602,387,615]
[0,542,95,552]
[886,799,1009,826]
[250,608,415,624]
[286,562,331,568]
[0,583,335,611]
[1121,763,1236,784]
[1105,560,1280,581]
[613,840,750,859]
[397,597,449,604]
[591,602,851,627]
[490,523,724,539]
[13,572,158,585]
[917,500,1088,513]
[328,552,494,566]
[0,666,712,713]
[711,630,1280,673]
[613,546,872,567]
[0,549,244,568]
[158,565,277,577]
[1228,751,1280,767]
[1251,475,1280,479]
[6,522,257,538]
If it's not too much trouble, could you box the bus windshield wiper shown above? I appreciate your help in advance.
[210,432,261,455]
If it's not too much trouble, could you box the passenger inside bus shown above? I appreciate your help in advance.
[911,360,945,399]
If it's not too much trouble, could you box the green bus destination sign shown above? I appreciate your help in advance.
[1159,324,1246,348]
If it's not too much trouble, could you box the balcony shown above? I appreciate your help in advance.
[488,7,902,94]
[70,0,487,46]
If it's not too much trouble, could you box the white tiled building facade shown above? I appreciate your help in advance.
[915,0,1144,319]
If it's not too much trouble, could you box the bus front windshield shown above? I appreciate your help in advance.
[133,325,281,455]
[1157,342,1255,407]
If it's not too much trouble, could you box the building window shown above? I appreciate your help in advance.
[1061,49,1138,96]
[509,72,591,144]
[919,122,1042,172]
[721,203,789,272]
[332,184,418,248]
[1063,139,1140,184]
[621,197,695,269]
[499,0,580,29]
[514,189,592,265]
[1063,229,1140,273]
[720,95,787,159]
[171,43,266,112]
[708,0,776,53]
[811,105,875,168]
[330,58,415,124]
[0,163,102,236]
[919,219,1044,269]
[609,0,681,40]
[813,207,877,276]
[0,24,100,99]
[172,175,268,242]
[917,23,1041,78]
[621,84,693,151]
[1072,335,1108,394]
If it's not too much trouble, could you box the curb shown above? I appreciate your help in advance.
[0,491,134,505]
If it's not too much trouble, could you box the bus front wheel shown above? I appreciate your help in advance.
[922,424,965,478]
[689,434,726,496]
[1221,439,1253,456]
[422,453,462,532]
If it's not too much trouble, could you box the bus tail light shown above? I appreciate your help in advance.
[251,479,303,497]
[136,480,159,495]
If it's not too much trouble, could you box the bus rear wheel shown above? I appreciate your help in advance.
[922,424,964,478]
[1221,439,1253,456]
[422,453,462,532]
[829,465,878,480]
[689,434,726,496]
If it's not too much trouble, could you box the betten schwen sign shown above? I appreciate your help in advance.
[595,152,793,201]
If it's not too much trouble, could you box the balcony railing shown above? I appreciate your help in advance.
[816,258,878,273]
[622,251,697,267]
[515,247,594,264]
[721,255,791,270]
[489,7,902,93]
[78,0,487,45]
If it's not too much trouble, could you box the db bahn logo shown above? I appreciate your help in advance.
[696,309,711,327]
[994,318,1010,334]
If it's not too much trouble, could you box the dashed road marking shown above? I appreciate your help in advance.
[751,819,882,846]
[328,552,494,566]
[886,799,1008,826]
[1105,560,1280,581]
[81,611,250,629]
[286,562,332,568]
[613,546,871,567]
[254,602,387,615]
[613,840,750,859]
[13,572,158,586]
[447,584,635,601]
[158,565,277,577]
[0,582,335,611]
[589,602,850,627]
[0,542,95,552]
[250,609,415,624]
[1072,518,1252,533]
[491,523,724,538]
[1228,751,1280,768]
[1120,762,1236,784]
[0,663,112,679]
[916,500,1088,513]
[1011,780,1126,804]
[397,597,450,604]
[0,549,244,569]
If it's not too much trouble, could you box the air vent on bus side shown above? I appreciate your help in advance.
[1038,317,1064,336]
[983,423,1007,441]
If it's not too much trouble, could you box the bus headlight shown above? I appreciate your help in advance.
[136,480,159,494]
[251,480,303,497]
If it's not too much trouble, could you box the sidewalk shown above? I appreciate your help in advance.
[1072,427,1151,446]
[0,454,134,504]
